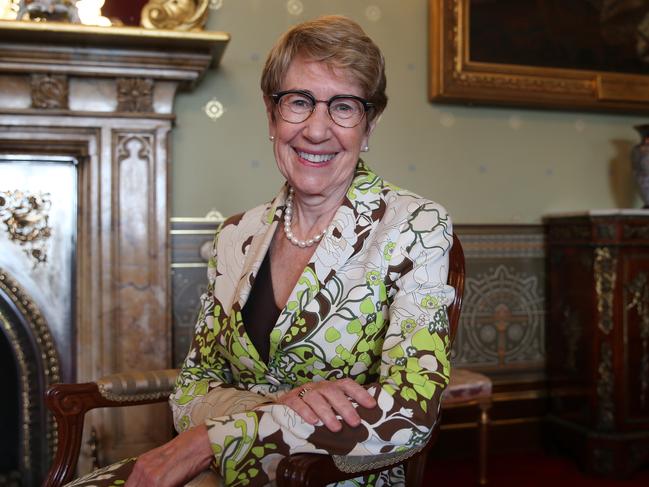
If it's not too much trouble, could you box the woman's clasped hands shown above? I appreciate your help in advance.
[277,378,377,432]
[125,424,213,487]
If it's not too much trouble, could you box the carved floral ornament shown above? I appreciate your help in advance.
[31,74,68,110]
[0,190,52,265]
[117,78,154,113]
[1,1,211,31]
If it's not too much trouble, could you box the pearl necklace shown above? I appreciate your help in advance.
[283,187,327,248]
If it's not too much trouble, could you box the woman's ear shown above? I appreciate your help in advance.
[263,94,276,139]
[367,118,378,136]
[361,118,378,149]
[263,94,274,117]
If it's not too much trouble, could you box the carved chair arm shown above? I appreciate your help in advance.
[276,454,396,487]
[44,369,179,487]
[275,425,438,487]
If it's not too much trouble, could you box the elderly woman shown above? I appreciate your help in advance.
[67,14,454,487]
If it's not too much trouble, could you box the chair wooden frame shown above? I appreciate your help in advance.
[43,233,465,487]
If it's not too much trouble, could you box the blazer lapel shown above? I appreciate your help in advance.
[268,160,388,359]
[233,188,287,311]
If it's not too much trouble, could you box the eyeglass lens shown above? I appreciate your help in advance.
[277,92,365,128]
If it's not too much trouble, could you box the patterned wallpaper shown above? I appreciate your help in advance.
[171,0,644,224]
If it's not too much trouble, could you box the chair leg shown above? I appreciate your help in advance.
[478,401,491,486]
[404,450,428,486]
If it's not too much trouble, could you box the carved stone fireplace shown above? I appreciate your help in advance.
[0,20,228,485]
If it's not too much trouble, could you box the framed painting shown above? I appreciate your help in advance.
[429,0,649,113]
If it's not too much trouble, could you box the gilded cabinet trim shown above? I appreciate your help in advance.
[627,272,649,407]
[594,247,617,335]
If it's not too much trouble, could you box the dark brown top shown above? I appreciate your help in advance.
[241,251,281,364]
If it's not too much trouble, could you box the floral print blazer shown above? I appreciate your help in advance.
[170,161,455,486]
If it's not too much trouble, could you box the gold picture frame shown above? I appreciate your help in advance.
[429,0,649,113]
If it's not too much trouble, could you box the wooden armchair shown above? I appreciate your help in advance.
[44,233,466,487]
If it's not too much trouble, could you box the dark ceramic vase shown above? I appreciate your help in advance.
[631,124,649,209]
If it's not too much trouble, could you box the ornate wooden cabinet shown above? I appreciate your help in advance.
[545,211,649,477]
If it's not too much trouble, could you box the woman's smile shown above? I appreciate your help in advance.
[295,149,338,165]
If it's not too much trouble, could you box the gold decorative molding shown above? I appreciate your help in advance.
[141,0,209,31]
[0,190,52,265]
[30,74,68,109]
[116,78,154,113]
[594,247,617,335]
[627,272,649,407]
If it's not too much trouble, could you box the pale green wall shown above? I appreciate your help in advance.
[171,0,645,224]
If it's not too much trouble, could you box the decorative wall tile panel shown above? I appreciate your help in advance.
[454,226,546,377]
[171,217,222,367]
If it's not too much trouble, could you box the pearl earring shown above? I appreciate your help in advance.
[361,145,369,152]
[269,135,275,141]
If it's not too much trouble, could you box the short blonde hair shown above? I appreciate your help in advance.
[261,15,387,124]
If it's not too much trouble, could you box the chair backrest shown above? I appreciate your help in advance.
[447,232,465,345]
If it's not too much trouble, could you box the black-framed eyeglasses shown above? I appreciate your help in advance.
[271,90,374,128]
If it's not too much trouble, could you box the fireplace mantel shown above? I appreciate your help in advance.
[0,20,229,480]
[0,19,229,114]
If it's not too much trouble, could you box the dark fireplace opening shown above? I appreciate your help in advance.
[0,272,60,487]
[0,328,19,485]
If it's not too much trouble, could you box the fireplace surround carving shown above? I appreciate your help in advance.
[0,19,228,484]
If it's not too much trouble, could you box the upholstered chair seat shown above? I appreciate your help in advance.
[443,368,492,405]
